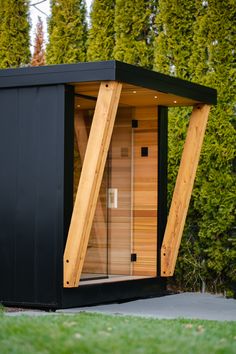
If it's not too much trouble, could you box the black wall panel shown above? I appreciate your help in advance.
[0,85,73,307]
[0,89,18,302]
[157,106,168,276]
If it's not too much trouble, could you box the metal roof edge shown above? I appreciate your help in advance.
[114,60,217,105]
[0,60,217,105]
[0,61,116,88]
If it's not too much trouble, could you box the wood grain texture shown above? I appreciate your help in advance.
[64,81,122,287]
[74,82,201,110]
[161,104,211,276]
[132,107,158,276]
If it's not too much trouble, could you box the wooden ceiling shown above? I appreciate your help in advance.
[73,81,201,110]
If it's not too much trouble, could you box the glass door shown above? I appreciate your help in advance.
[80,108,133,280]
[77,106,157,283]
[107,110,132,276]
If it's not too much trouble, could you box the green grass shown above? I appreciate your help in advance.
[0,312,236,354]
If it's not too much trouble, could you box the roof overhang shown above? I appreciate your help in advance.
[0,61,217,107]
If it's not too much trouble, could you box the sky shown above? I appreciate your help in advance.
[30,0,93,53]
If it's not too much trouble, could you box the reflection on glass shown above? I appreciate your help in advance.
[73,106,158,284]
[74,109,132,281]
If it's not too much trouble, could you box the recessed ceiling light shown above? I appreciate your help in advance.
[174,100,177,103]
[154,96,158,99]
[77,104,80,108]
[133,90,137,94]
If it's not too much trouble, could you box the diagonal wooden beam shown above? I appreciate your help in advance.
[161,104,211,276]
[64,81,122,288]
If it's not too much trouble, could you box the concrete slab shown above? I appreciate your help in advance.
[57,292,236,321]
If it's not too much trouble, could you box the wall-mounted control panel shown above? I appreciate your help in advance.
[108,188,118,209]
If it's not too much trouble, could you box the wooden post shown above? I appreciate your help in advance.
[64,81,122,287]
[161,104,211,276]
[74,110,88,161]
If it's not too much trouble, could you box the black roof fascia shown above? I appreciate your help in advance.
[0,61,116,88]
[115,61,217,105]
[0,60,217,105]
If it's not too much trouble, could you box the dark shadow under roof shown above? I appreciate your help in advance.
[0,61,217,105]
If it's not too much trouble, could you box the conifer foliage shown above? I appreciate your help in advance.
[154,0,236,292]
[87,0,115,61]
[154,0,197,79]
[187,0,236,292]
[46,0,87,64]
[31,17,46,67]
[0,0,30,68]
[113,0,154,68]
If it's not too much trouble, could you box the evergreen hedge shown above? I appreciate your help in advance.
[154,0,236,293]
[87,0,115,61]
[113,0,154,68]
[46,0,87,64]
[0,0,30,68]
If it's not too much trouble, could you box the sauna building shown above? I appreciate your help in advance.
[0,61,217,308]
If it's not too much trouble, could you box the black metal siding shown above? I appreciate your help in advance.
[0,61,116,89]
[0,85,68,307]
[157,106,168,276]
[62,278,167,308]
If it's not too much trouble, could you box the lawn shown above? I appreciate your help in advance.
[0,311,236,354]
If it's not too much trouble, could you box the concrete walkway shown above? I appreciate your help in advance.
[57,292,236,321]
[5,293,236,321]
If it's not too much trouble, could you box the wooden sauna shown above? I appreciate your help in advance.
[0,61,216,308]
[77,106,158,281]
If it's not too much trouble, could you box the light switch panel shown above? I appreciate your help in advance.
[108,188,118,209]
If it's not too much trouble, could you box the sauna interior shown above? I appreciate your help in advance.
[72,81,198,286]
[73,82,159,284]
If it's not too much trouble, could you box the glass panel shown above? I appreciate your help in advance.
[81,164,108,280]
[74,111,108,281]
[77,108,133,281]
[74,106,157,285]
[108,110,132,276]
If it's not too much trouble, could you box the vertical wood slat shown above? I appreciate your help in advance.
[64,81,122,287]
[161,104,211,276]
[132,107,158,276]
